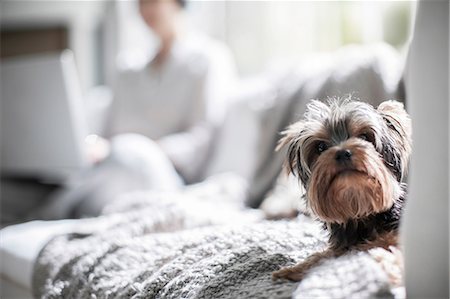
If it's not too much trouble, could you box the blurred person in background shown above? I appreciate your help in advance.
[39,0,237,219]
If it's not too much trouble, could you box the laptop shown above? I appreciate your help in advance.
[1,50,90,181]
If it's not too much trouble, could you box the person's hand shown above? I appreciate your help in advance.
[85,134,110,164]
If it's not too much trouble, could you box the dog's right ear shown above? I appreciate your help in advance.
[277,100,328,184]
[276,121,306,176]
[276,121,305,151]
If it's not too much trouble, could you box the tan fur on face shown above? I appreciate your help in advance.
[307,139,402,224]
[276,98,410,224]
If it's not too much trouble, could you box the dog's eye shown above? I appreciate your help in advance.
[359,133,369,141]
[358,132,376,147]
[316,141,329,154]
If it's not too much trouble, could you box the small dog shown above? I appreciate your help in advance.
[272,97,412,282]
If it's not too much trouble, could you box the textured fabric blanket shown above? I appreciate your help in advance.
[33,176,404,299]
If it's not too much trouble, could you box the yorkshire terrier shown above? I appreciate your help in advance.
[272,97,412,282]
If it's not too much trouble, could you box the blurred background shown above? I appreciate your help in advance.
[2,1,412,88]
[0,0,414,225]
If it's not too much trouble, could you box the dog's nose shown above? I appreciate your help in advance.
[335,149,352,162]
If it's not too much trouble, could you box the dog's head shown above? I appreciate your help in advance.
[277,97,412,224]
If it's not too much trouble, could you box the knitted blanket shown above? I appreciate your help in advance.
[33,177,404,299]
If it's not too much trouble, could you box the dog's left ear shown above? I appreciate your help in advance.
[377,100,412,177]
[377,100,412,139]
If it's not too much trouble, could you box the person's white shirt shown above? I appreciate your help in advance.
[106,33,237,183]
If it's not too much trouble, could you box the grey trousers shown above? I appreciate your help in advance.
[38,134,183,219]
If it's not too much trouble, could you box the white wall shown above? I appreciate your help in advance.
[114,1,413,77]
[1,1,414,88]
[1,1,106,92]
[402,0,449,297]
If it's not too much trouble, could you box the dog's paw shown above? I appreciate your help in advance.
[272,266,305,282]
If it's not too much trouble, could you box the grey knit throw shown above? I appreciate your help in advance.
[33,183,402,299]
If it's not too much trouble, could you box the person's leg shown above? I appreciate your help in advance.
[36,134,183,219]
[108,133,183,190]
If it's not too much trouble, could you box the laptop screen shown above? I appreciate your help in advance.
[1,50,90,181]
